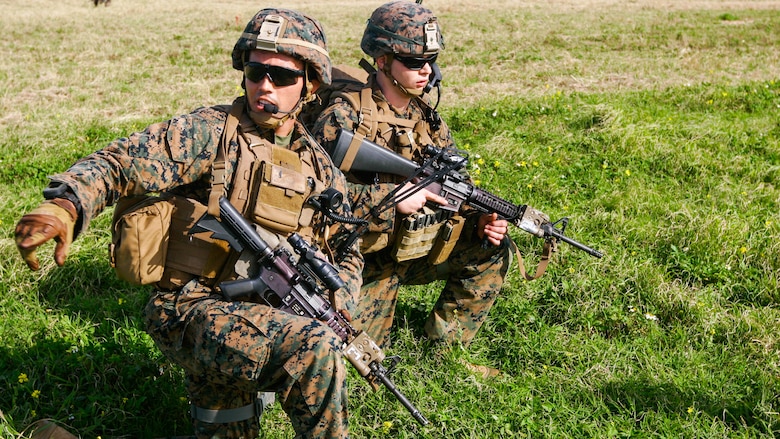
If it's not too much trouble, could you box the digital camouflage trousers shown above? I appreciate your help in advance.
[143,281,349,439]
[353,232,512,348]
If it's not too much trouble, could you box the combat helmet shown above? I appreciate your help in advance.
[232,8,332,86]
[361,1,444,58]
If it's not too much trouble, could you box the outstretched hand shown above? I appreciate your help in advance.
[15,199,77,270]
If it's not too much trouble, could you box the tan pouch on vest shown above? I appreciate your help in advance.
[110,195,174,285]
[428,214,466,265]
[360,231,390,254]
[248,146,311,233]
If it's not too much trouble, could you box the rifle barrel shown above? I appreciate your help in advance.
[371,363,429,426]
[541,223,603,258]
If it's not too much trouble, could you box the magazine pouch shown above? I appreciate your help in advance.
[428,214,466,265]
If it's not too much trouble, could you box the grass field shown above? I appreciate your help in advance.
[1,0,779,437]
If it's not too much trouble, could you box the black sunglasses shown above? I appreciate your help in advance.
[243,62,304,87]
[394,54,438,71]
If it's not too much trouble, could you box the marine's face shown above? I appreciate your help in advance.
[244,50,306,115]
[379,53,434,94]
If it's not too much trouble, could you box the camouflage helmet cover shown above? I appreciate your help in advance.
[232,8,332,85]
[361,0,444,58]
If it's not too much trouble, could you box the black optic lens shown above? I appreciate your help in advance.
[244,62,304,87]
[394,54,437,71]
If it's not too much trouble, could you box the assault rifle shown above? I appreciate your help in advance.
[190,197,429,426]
[330,129,603,259]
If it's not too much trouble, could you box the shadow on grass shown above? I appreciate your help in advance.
[393,293,433,342]
[3,257,191,438]
[600,375,780,434]
[0,339,190,438]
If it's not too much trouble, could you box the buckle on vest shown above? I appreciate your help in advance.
[210,161,226,185]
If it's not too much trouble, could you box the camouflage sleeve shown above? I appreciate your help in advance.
[310,101,398,234]
[309,99,359,153]
[48,106,227,234]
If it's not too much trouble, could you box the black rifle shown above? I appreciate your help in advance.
[190,197,429,426]
[329,129,603,258]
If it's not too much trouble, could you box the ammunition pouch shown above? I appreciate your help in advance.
[428,213,466,265]
[391,207,464,264]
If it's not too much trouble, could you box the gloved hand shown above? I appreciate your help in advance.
[15,198,77,270]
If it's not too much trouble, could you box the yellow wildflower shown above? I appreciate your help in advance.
[18,373,29,384]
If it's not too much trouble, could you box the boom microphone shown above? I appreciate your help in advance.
[262,103,279,114]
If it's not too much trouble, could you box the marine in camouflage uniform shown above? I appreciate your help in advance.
[309,1,512,350]
[15,8,361,439]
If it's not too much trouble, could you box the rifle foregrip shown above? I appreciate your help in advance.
[469,187,525,220]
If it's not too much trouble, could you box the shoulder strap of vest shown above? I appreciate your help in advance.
[208,96,244,217]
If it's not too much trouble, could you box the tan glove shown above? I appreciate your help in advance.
[15,198,77,270]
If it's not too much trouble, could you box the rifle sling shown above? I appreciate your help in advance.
[512,237,555,281]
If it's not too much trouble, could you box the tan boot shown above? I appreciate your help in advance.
[459,358,500,379]
[30,420,78,439]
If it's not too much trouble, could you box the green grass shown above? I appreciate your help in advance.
[2,0,780,438]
